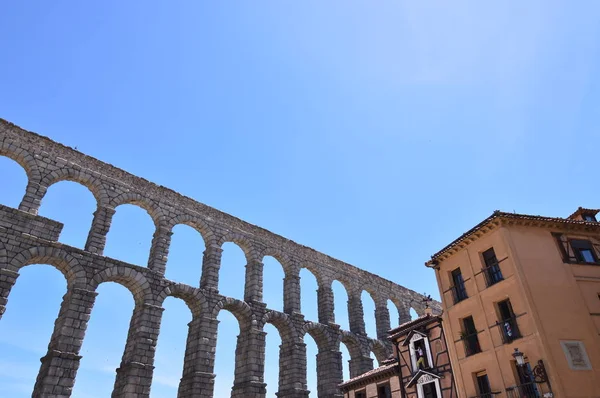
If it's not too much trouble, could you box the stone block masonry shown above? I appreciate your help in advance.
[0,118,440,398]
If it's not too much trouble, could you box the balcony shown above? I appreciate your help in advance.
[497,316,521,344]
[461,332,481,357]
[450,284,468,304]
[506,382,541,398]
[481,263,503,287]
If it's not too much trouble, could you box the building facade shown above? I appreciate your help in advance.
[340,310,457,398]
[426,207,600,398]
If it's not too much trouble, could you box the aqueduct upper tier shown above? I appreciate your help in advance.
[0,118,440,398]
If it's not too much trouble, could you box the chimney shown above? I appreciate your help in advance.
[424,306,433,315]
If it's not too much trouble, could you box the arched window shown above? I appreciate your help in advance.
[0,264,66,398]
[0,156,28,209]
[299,268,319,321]
[165,224,206,286]
[340,342,351,381]
[264,323,281,397]
[218,243,247,299]
[38,181,96,248]
[73,282,135,397]
[410,307,419,321]
[214,310,240,396]
[151,297,192,397]
[332,280,349,330]
[104,204,155,266]
[262,256,285,312]
[388,299,401,328]
[304,333,319,397]
[361,291,377,338]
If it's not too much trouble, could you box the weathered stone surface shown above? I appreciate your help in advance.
[0,119,440,397]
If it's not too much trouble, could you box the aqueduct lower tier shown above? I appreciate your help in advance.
[0,119,440,398]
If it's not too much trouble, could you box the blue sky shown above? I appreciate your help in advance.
[1,1,600,397]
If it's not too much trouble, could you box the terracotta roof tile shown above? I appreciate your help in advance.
[339,359,399,389]
[426,210,600,264]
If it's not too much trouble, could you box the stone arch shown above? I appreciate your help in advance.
[260,247,294,274]
[109,192,165,228]
[167,213,217,248]
[89,266,153,306]
[41,167,109,207]
[0,142,42,183]
[262,311,297,342]
[369,339,390,363]
[213,296,254,330]
[8,246,87,288]
[339,330,363,360]
[217,232,259,263]
[302,322,333,351]
[156,283,207,318]
[300,262,325,287]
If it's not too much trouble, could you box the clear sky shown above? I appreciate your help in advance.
[1,1,600,397]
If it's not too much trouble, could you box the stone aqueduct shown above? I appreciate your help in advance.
[0,119,440,398]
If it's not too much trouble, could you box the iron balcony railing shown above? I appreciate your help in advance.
[461,332,481,357]
[506,382,541,398]
[497,316,521,344]
[481,263,503,287]
[450,284,468,304]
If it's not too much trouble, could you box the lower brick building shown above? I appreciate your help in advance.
[340,308,457,398]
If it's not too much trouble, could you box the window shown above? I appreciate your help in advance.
[355,390,367,398]
[497,299,521,344]
[450,267,468,303]
[475,372,492,397]
[571,239,598,264]
[422,382,440,398]
[408,332,434,373]
[377,383,391,398]
[584,214,597,222]
[482,248,503,287]
[509,361,540,398]
[461,316,481,356]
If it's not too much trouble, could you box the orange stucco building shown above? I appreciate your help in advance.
[426,207,600,398]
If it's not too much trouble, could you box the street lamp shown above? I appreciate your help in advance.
[512,348,525,366]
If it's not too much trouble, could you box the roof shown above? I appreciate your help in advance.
[406,369,441,388]
[426,209,600,265]
[568,207,600,220]
[339,359,399,390]
[387,314,441,340]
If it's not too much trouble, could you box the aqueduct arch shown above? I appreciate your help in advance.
[0,118,440,398]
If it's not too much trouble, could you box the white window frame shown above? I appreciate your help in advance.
[408,332,434,372]
[416,378,442,398]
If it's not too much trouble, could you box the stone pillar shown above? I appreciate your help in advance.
[398,303,412,325]
[348,355,374,378]
[348,293,366,335]
[85,206,116,255]
[244,259,264,304]
[276,340,309,398]
[316,349,343,398]
[112,303,164,398]
[178,316,219,398]
[375,305,391,340]
[283,271,301,314]
[199,245,223,292]
[33,287,97,398]
[0,268,19,321]
[148,227,173,274]
[317,285,335,324]
[231,328,267,398]
[18,180,47,214]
